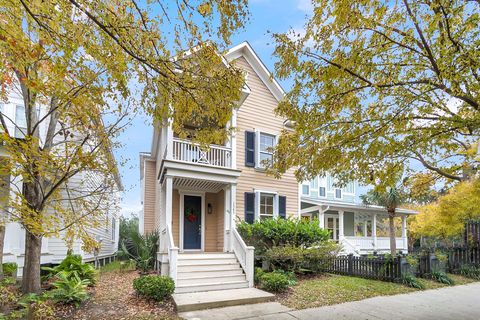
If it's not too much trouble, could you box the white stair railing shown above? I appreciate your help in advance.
[340,237,361,256]
[231,228,254,287]
[166,225,179,284]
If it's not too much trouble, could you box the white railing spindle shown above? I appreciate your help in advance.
[172,138,232,168]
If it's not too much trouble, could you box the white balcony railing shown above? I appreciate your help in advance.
[172,138,232,168]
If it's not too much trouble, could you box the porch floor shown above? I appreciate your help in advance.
[173,288,275,312]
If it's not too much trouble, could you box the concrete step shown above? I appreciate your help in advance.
[179,253,236,260]
[179,302,292,320]
[177,269,244,278]
[175,280,249,294]
[173,288,275,312]
[178,263,242,272]
[177,258,238,266]
[177,274,246,286]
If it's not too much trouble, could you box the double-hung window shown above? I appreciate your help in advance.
[15,105,27,139]
[259,193,275,220]
[302,184,310,196]
[258,132,275,168]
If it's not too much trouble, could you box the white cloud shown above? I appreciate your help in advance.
[120,202,142,218]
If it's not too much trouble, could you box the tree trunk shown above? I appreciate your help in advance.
[22,230,42,293]
[0,224,5,280]
[388,213,397,256]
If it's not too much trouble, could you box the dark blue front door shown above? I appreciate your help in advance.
[183,195,202,250]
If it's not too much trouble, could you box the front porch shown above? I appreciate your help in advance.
[301,199,416,255]
[156,166,254,293]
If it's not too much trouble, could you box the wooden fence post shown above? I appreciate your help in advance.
[348,254,353,275]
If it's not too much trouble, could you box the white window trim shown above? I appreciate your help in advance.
[254,130,277,170]
[302,177,327,199]
[334,188,343,200]
[254,189,278,220]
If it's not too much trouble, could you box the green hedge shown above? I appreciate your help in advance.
[264,243,340,273]
[237,218,330,256]
[133,275,175,301]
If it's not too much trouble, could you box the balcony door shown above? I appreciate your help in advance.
[181,194,204,251]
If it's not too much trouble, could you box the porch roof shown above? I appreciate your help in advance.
[301,197,418,216]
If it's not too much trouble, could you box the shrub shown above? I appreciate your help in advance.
[120,230,159,273]
[254,267,264,285]
[264,246,305,272]
[2,263,18,277]
[27,300,55,320]
[133,275,175,301]
[42,254,97,285]
[259,270,291,292]
[430,271,454,285]
[50,272,90,307]
[304,242,341,272]
[401,274,424,289]
[264,242,340,273]
[237,218,330,256]
[459,264,480,280]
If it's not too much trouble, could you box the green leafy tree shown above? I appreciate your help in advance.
[361,186,407,255]
[118,215,139,250]
[0,0,248,293]
[271,0,480,187]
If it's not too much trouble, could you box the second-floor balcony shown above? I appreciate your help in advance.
[171,138,232,169]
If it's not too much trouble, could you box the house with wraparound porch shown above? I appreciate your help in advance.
[299,176,417,255]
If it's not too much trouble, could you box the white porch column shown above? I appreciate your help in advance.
[372,213,377,249]
[319,210,325,229]
[165,176,173,229]
[223,185,231,252]
[230,109,237,169]
[166,119,174,160]
[338,210,344,240]
[402,215,408,251]
[229,184,237,252]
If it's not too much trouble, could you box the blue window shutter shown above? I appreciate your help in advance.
[279,196,286,219]
[245,131,255,167]
[245,192,255,223]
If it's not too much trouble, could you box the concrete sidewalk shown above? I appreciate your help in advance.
[180,282,480,320]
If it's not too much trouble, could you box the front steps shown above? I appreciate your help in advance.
[175,252,249,294]
[173,288,275,312]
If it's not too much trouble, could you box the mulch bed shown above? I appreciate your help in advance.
[55,270,178,320]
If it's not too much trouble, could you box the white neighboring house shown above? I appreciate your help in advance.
[0,88,122,275]
[300,175,417,255]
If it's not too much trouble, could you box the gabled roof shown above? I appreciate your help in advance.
[225,41,286,102]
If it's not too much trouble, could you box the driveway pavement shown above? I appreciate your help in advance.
[180,282,480,320]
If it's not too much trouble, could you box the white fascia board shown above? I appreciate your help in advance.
[301,197,418,215]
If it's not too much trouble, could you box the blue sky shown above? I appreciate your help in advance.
[115,0,315,216]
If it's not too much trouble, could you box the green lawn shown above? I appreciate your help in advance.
[279,273,477,309]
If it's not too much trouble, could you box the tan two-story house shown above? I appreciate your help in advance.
[139,42,299,293]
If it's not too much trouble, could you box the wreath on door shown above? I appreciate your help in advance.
[185,208,198,223]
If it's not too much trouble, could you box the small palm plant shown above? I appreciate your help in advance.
[120,229,159,273]
[361,186,406,255]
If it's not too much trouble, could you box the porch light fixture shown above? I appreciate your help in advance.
[207,203,213,214]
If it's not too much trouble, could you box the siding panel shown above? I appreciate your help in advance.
[234,57,299,219]
[143,160,156,234]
